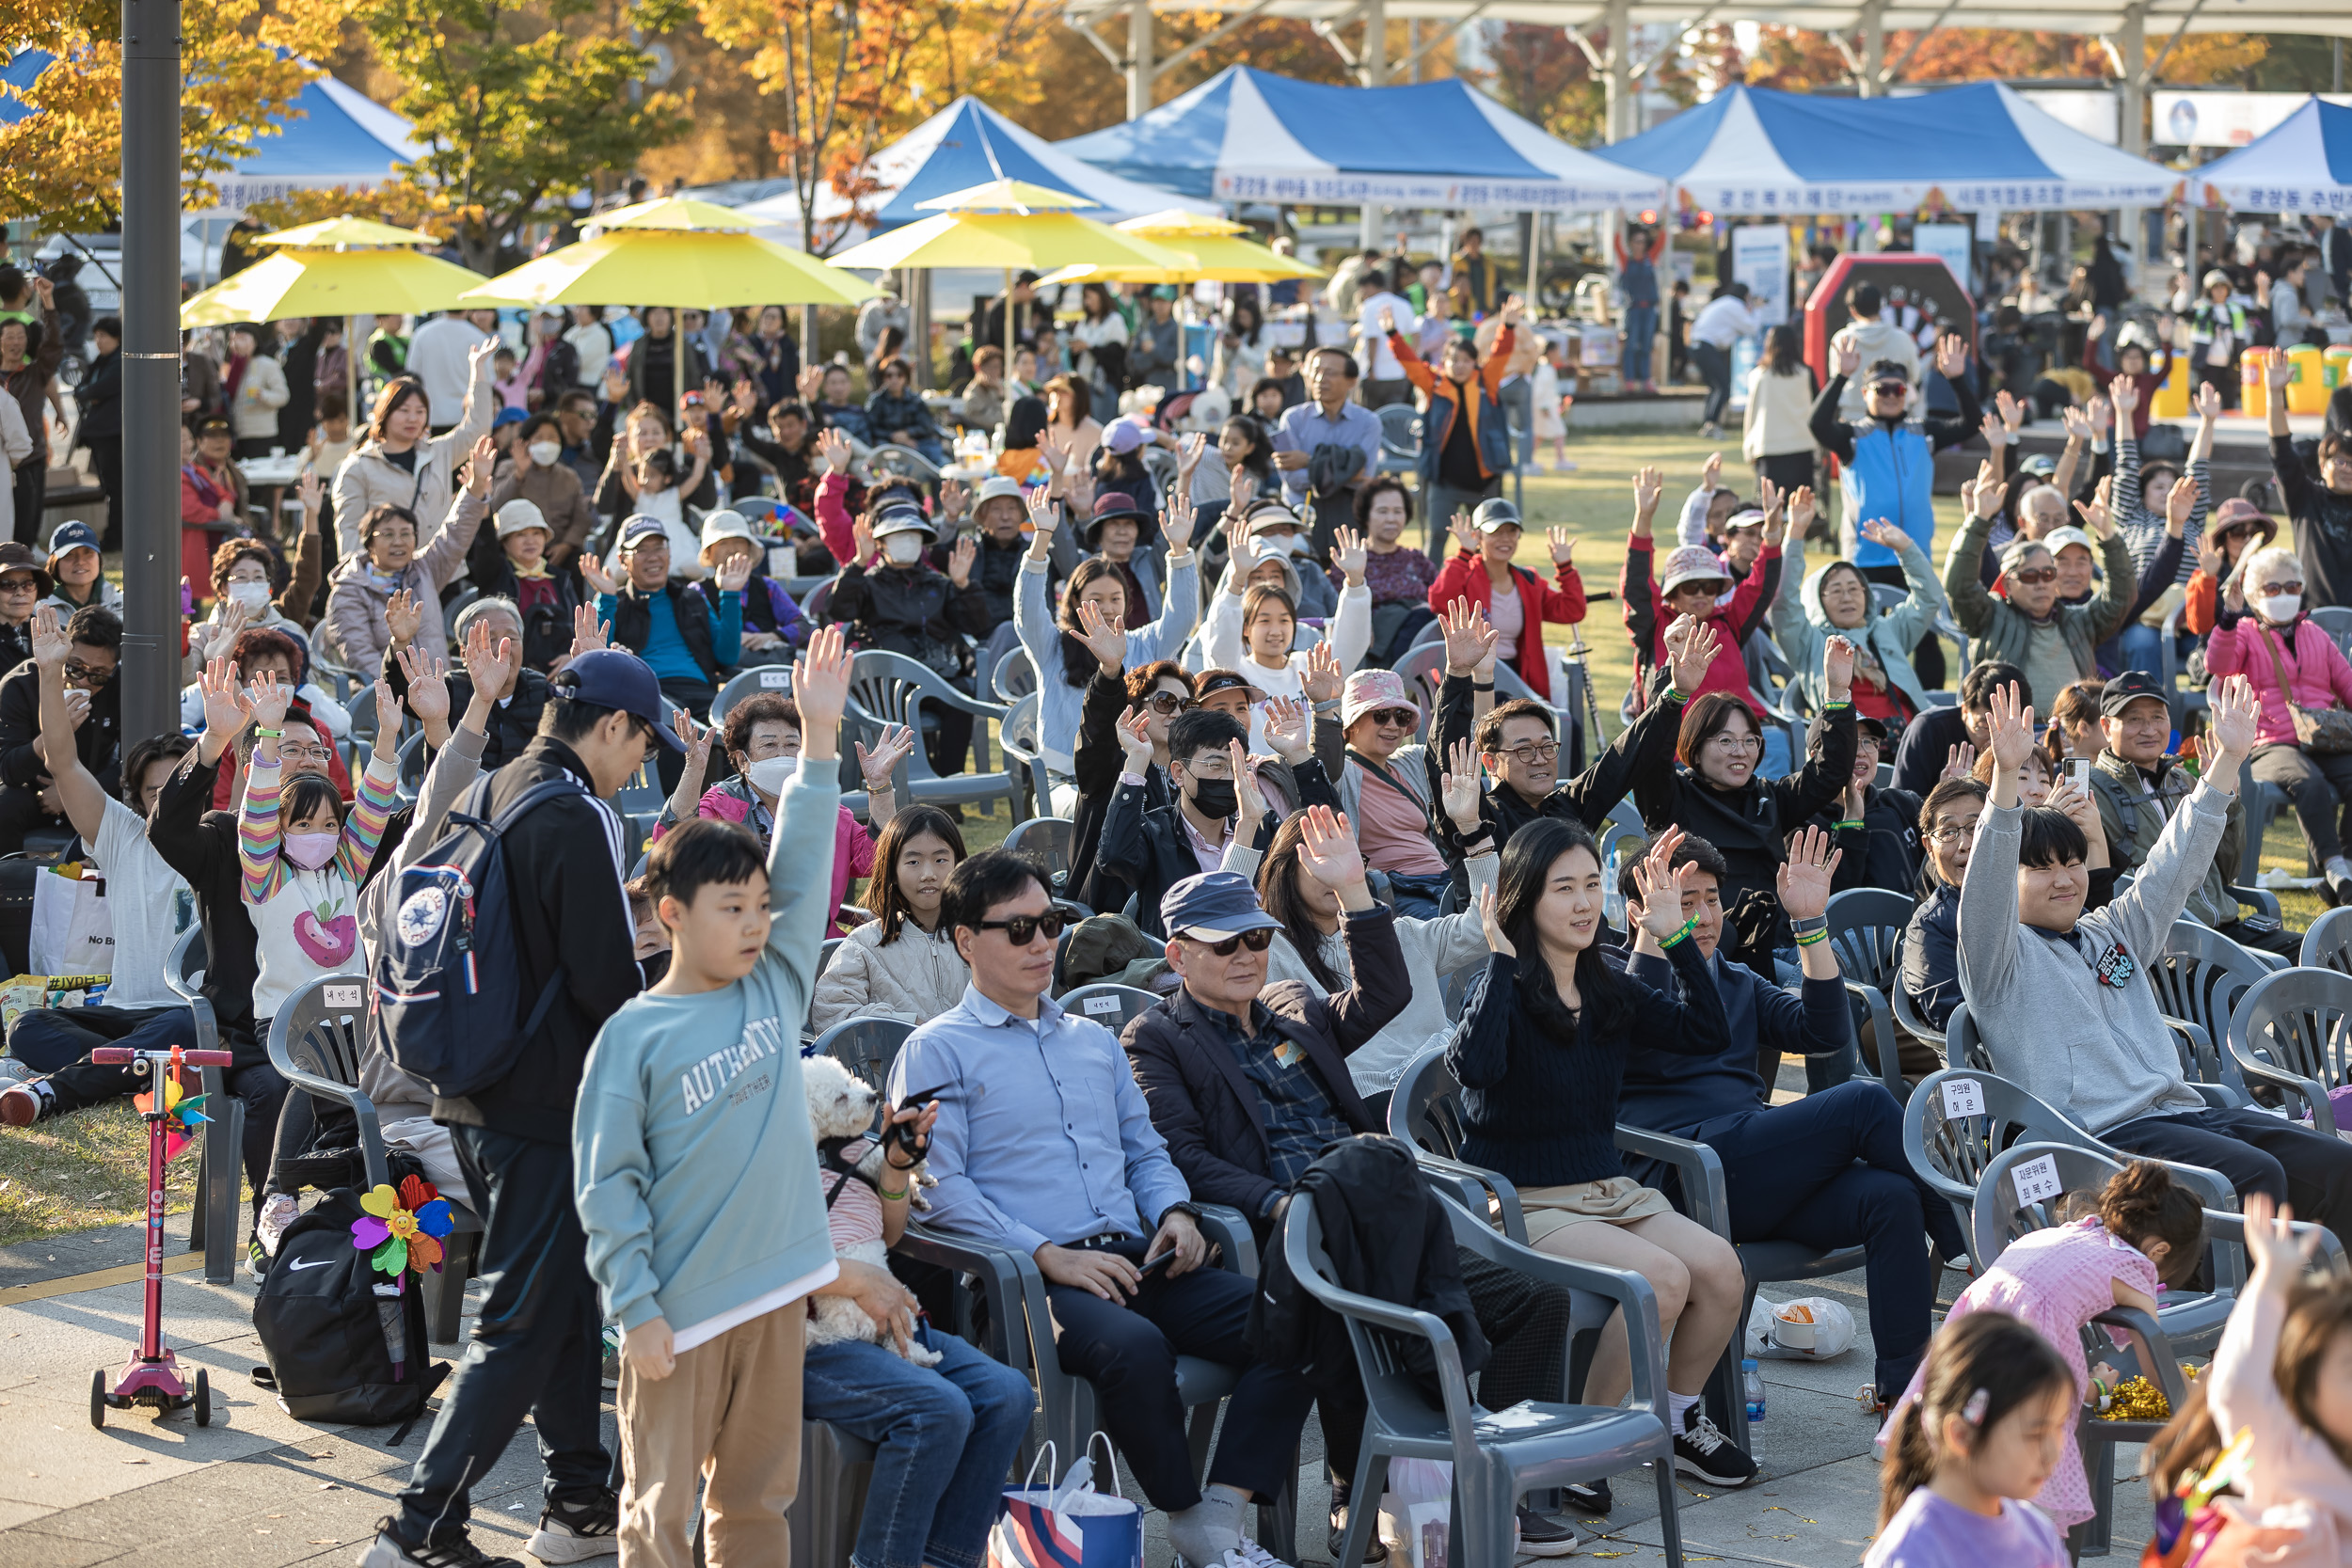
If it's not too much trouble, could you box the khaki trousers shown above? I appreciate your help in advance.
[619,1307,804,1568]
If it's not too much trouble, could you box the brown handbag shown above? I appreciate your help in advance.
[2255,623,2352,754]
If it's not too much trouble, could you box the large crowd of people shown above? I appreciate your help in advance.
[0,218,2347,1568]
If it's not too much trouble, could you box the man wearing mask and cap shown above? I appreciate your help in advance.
[490,411,597,568]
[365,646,671,1568]
[827,494,992,777]
[580,515,747,788]
[1811,336,1981,689]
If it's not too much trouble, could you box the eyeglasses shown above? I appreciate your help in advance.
[1366,708,1416,728]
[2259,581,2305,597]
[1142,691,1196,717]
[1869,381,1909,399]
[2009,566,2058,586]
[977,911,1067,946]
[1494,739,1560,765]
[1707,733,1764,753]
[66,659,112,686]
[278,744,335,765]
[1925,820,1980,844]
[1184,927,1276,958]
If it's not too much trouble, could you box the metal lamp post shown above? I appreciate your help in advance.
[119,0,183,744]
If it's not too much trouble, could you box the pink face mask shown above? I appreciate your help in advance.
[283,832,341,872]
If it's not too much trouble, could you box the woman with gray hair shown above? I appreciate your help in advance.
[2201,539,2352,903]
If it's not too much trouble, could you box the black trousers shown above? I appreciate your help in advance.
[11,461,43,547]
[1860,563,1946,689]
[11,1002,285,1216]
[1693,342,1733,428]
[1317,1250,1575,1504]
[2106,1103,2352,1248]
[396,1125,610,1545]
[1044,1238,1316,1513]
[0,782,67,854]
[88,436,122,552]
[2250,742,2352,865]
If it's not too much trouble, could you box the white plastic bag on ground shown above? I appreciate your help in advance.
[1377,1457,1451,1568]
[1762,1296,1858,1360]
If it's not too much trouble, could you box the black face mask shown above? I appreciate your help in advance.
[1185,777,1238,819]
[640,948,671,988]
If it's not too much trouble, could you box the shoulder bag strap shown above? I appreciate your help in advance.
[1345,749,1433,830]
[2255,621,2301,716]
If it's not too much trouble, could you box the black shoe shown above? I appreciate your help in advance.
[1673,1410,1760,1488]
[526,1492,619,1563]
[1562,1479,1613,1515]
[1328,1501,1388,1564]
[1516,1505,1581,1557]
[357,1519,522,1568]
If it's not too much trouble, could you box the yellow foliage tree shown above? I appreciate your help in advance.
[0,0,345,231]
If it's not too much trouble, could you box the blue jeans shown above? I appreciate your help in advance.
[803,1323,1037,1568]
[2104,619,2162,680]
[1622,304,1658,386]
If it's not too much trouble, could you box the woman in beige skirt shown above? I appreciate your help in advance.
[1449,817,1757,1485]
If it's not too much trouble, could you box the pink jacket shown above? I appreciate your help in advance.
[2210,1283,2352,1564]
[2202,616,2352,749]
[651,782,876,937]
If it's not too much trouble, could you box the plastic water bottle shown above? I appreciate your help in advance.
[1742,1358,1766,1424]
[1601,838,1626,928]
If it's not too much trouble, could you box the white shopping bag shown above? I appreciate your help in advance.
[29,862,112,978]
[1377,1457,1452,1568]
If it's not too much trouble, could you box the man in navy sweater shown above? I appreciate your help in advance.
[1616,828,1966,1411]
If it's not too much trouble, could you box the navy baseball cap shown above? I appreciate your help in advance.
[617,515,669,550]
[549,648,685,752]
[2099,669,2169,721]
[45,520,99,562]
[1160,870,1281,942]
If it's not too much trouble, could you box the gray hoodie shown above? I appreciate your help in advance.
[1956,786,2229,1134]
[1832,317,1922,422]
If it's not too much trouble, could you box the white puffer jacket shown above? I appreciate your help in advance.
[809,916,969,1036]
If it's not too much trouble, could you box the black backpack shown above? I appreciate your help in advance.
[251,1187,449,1425]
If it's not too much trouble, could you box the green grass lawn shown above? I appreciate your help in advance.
[0,425,2315,1248]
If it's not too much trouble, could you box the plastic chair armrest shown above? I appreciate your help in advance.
[1192,1202,1258,1279]
[2088,1304,2191,1411]
[1614,1123,1731,1239]
[2228,884,2284,922]
[898,1221,1051,1377]
[1847,979,1899,1096]
[1409,1152,1526,1243]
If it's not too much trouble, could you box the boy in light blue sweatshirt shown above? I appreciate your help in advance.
[573,626,918,1566]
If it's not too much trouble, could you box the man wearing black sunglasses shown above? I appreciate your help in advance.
[895,849,1317,1568]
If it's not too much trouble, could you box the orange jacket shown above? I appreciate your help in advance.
[1389,326,1515,485]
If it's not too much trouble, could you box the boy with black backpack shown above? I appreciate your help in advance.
[572,627,915,1564]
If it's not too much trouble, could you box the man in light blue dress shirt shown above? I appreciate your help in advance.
[892,849,1315,1568]
[1271,348,1385,554]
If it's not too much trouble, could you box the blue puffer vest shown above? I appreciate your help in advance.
[1842,417,1935,568]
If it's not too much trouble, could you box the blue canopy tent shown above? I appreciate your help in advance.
[2190,96,2352,214]
[1056,65,1663,212]
[1589,82,2179,214]
[2,53,420,217]
[732,96,1212,242]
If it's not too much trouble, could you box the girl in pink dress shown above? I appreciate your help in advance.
[1885,1161,2207,1527]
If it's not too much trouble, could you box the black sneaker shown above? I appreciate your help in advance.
[1516,1504,1581,1557]
[1673,1410,1759,1488]
[1562,1480,1612,1515]
[1327,1500,1388,1563]
[356,1519,522,1568]
[525,1492,619,1563]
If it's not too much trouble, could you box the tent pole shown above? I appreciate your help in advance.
[2115,2,2148,296]
[910,268,932,391]
[120,0,182,747]
[1603,0,1631,141]
[1358,0,1388,252]
[1127,0,1155,119]
[1004,267,1015,404]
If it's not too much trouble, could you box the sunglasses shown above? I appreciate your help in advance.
[1142,691,1197,717]
[977,911,1068,946]
[66,659,112,686]
[1183,927,1276,958]
[1364,707,1416,728]
[2259,581,2305,597]
[1869,381,1908,399]
[2009,566,2058,585]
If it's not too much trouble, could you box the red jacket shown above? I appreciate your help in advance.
[1425,551,1585,700]
[1618,533,1781,718]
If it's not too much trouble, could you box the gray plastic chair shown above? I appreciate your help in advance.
[846,649,1023,818]
[993,643,1037,701]
[1002,816,1073,892]
[2224,966,2352,1134]
[996,691,1041,822]
[165,927,244,1285]
[1289,1194,1685,1568]
[2147,920,2265,1106]
[1825,887,1916,1099]
[2300,905,2352,975]
[810,1016,914,1087]
[1057,982,1162,1036]
[710,664,794,724]
[392,730,430,804]
[1890,978,1947,1057]
[263,977,483,1344]
[1375,404,1422,475]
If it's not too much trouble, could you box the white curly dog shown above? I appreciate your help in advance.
[802,1053,940,1368]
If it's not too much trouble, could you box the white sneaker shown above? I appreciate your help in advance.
[1223,1541,1295,1568]
[256,1193,300,1257]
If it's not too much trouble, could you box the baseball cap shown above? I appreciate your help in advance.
[1341,669,1422,732]
[1471,499,1521,533]
[870,504,935,541]
[1104,416,1151,455]
[1809,711,1889,752]
[492,406,527,428]
[2017,453,2058,480]
[1159,870,1282,943]
[1720,508,1767,535]
[2043,526,2095,557]
[1194,669,1269,705]
[45,520,99,564]
[495,498,548,539]
[2099,669,2169,720]
[548,647,685,752]
[1866,360,1911,386]
[617,515,670,550]
[1659,545,1731,596]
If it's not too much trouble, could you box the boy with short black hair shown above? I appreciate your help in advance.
[572,626,908,1567]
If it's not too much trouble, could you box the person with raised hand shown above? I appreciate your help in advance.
[1776,486,1949,738]
[1427,490,1584,704]
[1945,448,2136,712]
[322,432,495,675]
[1382,293,1518,554]
[1014,480,1200,810]
[2264,347,2352,614]
[1960,675,2352,1236]
[1449,821,1758,1489]
[1621,460,1777,721]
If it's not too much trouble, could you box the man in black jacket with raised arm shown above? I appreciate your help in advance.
[1123,857,1586,1554]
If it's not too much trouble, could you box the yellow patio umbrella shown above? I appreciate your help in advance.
[1037,208,1318,285]
[250,215,445,249]
[825,180,1191,399]
[459,227,875,309]
[587,196,770,232]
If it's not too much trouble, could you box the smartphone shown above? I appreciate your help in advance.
[1138,1248,1176,1277]
[2069,759,2091,794]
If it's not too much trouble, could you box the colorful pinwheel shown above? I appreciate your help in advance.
[134,1076,209,1161]
[351,1176,454,1284]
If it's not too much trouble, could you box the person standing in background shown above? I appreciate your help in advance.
[1353,268,1419,411]
[76,318,121,552]
[1617,228,1661,395]
[1688,284,1758,441]
[276,318,326,457]
[1449,227,1499,319]
[405,309,500,433]
[564,306,612,391]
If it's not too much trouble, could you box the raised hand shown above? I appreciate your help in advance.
[715,549,754,594]
[1996,388,2024,434]
[1666,613,1722,696]
[396,644,451,724]
[1941,740,1977,782]
[2061,403,2097,444]
[28,603,67,669]
[460,618,517,700]
[247,667,293,731]
[1263,694,1311,765]
[2087,393,2110,435]
[1074,597,1127,673]
[462,434,498,497]
[2265,352,2294,392]
[1228,466,1257,514]
[1378,308,1397,337]
[1025,485,1060,560]
[1331,524,1367,585]
[568,599,610,660]
[945,535,977,589]
[468,338,501,378]
[817,427,852,475]
[936,479,969,524]
[1438,737,1483,832]
[1116,706,1155,772]
[296,468,323,527]
[1179,432,1206,478]
[2196,379,2223,422]
[1230,737,1269,824]
[1986,681,2035,775]
[199,656,254,743]
[1296,804,1368,894]
[577,549,621,596]
[1216,501,1251,573]
[1631,464,1662,528]
[854,722,916,791]
[1448,508,1480,558]
[1822,633,1856,700]
[1776,825,1841,922]
[2108,373,2139,420]
[2075,476,2116,538]
[850,515,876,567]
[1439,595,1501,676]
[1934,333,1969,380]
[2240,1191,2321,1288]
[1547,527,1576,567]
[2206,673,2259,764]
[1476,884,1516,957]
[1856,517,1907,552]
[2044,774,2106,859]
[1301,638,1343,705]
[603,365,629,405]
[384,587,422,650]
[1629,826,1698,942]
[1833,338,1861,378]
[2164,474,2198,535]
[793,625,851,754]
[796,365,825,404]
[2196,530,2228,580]
[1970,470,2007,520]
[1788,484,1817,541]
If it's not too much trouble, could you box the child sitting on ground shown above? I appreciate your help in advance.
[1868,1311,2076,1567]
[1885,1160,2208,1531]
[573,626,914,1564]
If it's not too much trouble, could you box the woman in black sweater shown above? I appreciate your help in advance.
[1449,819,1756,1486]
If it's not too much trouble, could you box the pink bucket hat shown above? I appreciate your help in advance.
[1341,668,1423,731]
[1659,545,1733,596]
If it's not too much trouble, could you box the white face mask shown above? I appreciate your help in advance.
[882,531,925,564]
[746,755,799,796]
[226,580,273,612]
[527,441,561,467]
[2261,592,2302,625]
